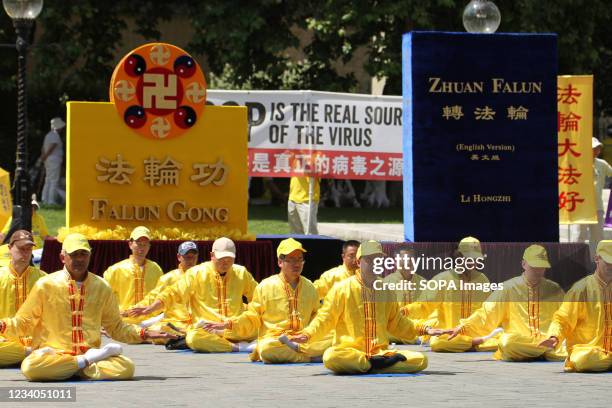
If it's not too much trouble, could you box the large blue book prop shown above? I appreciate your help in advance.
[402,32,558,242]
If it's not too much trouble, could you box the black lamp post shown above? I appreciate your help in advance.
[3,0,43,233]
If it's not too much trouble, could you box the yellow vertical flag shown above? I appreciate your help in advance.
[0,167,11,230]
[558,75,596,224]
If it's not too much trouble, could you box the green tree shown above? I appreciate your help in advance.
[0,1,173,173]
[1,0,611,174]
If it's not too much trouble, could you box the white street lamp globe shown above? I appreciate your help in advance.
[2,0,43,20]
[462,0,501,34]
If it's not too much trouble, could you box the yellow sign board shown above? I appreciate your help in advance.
[67,102,248,234]
[558,75,596,224]
[0,167,11,230]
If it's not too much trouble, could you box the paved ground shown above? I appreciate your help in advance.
[0,340,609,407]
[320,189,612,243]
[319,221,612,244]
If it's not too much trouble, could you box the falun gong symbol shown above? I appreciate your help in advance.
[109,43,207,139]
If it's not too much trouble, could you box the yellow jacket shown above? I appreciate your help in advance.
[404,269,490,330]
[103,257,163,312]
[225,273,319,340]
[0,245,9,268]
[313,264,357,300]
[135,266,192,327]
[0,269,145,354]
[461,275,564,338]
[289,177,320,203]
[303,271,428,357]
[548,274,612,354]
[0,265,47,319]
[158,262,257,325]
[382,271,427,307]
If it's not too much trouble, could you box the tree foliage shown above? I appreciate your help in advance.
[0,0,611,171]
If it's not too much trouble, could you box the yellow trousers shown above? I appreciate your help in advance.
[253,337,312,364]
[186,329,235,353]
[21,350,135,382]
[323,347,428,374]
[430,334,498,353]
[388,335,418,345]
[494,333,566,362]
[0,340,26,367]
[251,333,332,364]
[566,346,612,373]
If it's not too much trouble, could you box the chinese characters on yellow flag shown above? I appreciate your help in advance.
[558,75,596,224]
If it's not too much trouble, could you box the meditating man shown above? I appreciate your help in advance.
[0,231,47,366]
[127,237,258,353]
[403,237,499,352]
[125,241,200,341]
[0,233,171,381]
[104,226,163,324]
[447,245,565,361]
[202,238,328,363]
[287,240,446,374]
[539,240,612,372]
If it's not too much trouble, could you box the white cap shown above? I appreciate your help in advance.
[50,117,66,130]
[212,237,236,259]
[592,137,603,149]
[31,194,39,210]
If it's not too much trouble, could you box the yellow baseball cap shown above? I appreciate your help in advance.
[62,233,91,254]
[130,226,151,241]
[277,238,306,258]
[356,240,385,260]
[523,245,551,268]
[596,240,612,263]
[458,236,483,259]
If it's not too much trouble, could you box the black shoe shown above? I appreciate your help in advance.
[165,336,188,350]
[368,353,407,371]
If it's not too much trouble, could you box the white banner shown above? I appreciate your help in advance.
[207,90,403,180]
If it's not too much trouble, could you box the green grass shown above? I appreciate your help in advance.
[39,205,403,236]
[38,206,65,236]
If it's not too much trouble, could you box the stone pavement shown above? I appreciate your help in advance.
[319,189,612,243]
[0,341,609,407]
[319,222,612,243]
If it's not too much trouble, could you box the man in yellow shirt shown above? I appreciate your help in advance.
[203,238,326,363]
[288,176,320,235]
[0,231,47,366]
[127,237,258,353]
[104,226,163,323]
[313,240,359,300]
[383,245,427,344]
[403,236,498,352]
[289,240,445,374]
[0,233,172,381]
[447,245,565,361]
[125,241,200,341]
[540,240,612,372]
